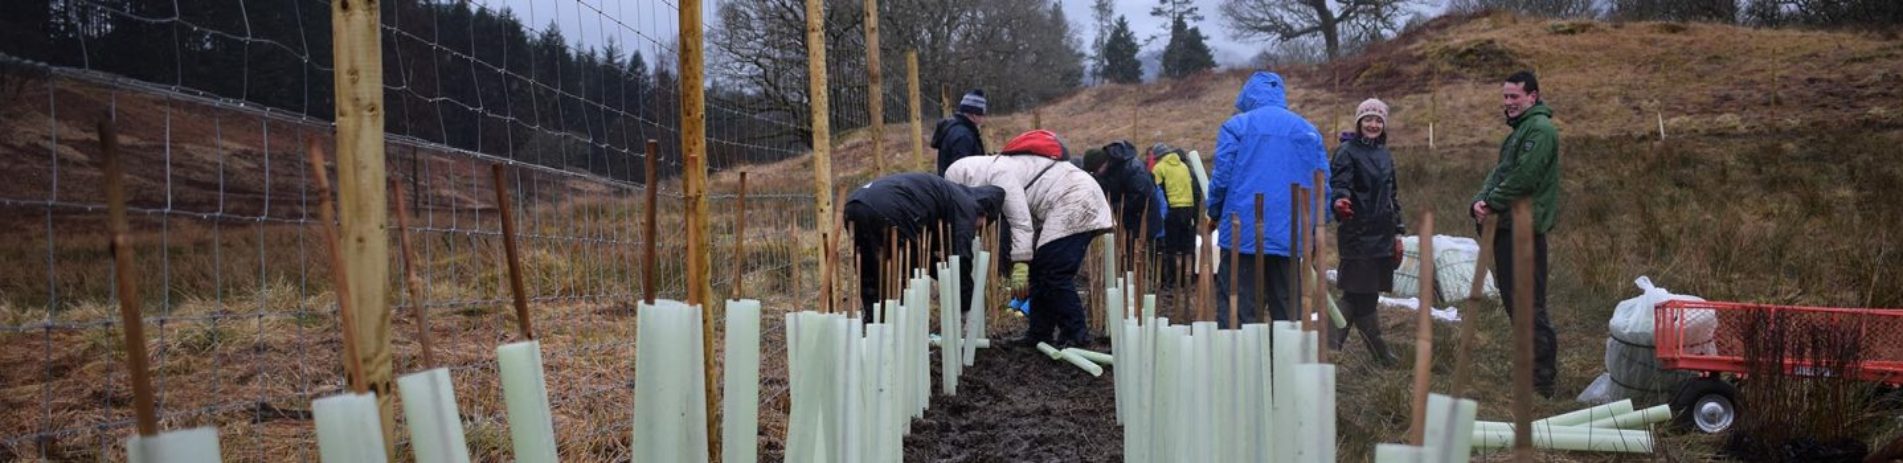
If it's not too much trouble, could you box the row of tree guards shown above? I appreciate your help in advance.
[1082,161,1659,460]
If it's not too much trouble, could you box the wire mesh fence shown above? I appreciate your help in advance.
[0,0,900,460]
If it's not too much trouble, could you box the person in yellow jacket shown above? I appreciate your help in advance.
[1149,143,1202,289]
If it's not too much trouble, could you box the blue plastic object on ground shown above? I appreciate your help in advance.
[1009,297,1031,316]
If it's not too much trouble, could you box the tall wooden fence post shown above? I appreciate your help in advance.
[864,0,884,176]
[806,0,836,314]
[907,51,924,172]
[330,0,395,455]
[677,0,720,458]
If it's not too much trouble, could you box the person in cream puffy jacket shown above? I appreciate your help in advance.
[945,130,1113,348]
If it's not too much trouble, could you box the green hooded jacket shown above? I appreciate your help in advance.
[1474,102,1560,233]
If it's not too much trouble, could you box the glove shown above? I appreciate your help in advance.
[1333,198,1355,220]
[1009,262,1030,292]
[1392,238,1405,267]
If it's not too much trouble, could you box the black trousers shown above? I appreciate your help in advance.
[1026,232,1093,344]
[847,201,973,325]
[1157,207,1197,287]
[1214,253,1295,328]
[1493,228,1556,389]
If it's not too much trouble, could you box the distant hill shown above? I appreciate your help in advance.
[767,10,1902,190]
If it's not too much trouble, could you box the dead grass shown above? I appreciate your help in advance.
[6,10,1903,462]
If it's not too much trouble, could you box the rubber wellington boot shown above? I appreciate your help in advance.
[1355,314,1401,367]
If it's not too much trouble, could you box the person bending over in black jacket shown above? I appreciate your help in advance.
[845,172,1005,324]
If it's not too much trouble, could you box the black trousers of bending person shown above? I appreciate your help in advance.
[1026,232,1093,345]
[1214,252,1296,329]
[846,201,973,325]
[1157,207,1197,288]
[1493,227,1557,393]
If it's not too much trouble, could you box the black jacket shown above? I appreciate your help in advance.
[931,114,985,175]
[1329,135,1405,259]
[1094,141,1157,238]
[846,173,1001,258]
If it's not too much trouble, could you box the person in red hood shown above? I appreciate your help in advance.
[945,130,1114,348]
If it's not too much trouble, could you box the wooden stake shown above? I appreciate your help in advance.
[821,233,833,314]
[732,172,749,300]
[888,227,900,318]
[1228,216,1241,328]
[791,221,803,302]
[1450,215,1498,397]
[1197,210,1215,323]
[997,221,1012,323]
[642,140,660,305]
[1253,194,1266,326]
[1294,182,1309,323]
[391,177,435,368]
[1511,199,1537,460]
[864,0,884,176]
[492,165,535,341]
[907,51,924,172]
[805,0,836,315]
[1126,202,1141,310]
[1312,171,1329,362]
[1407,212,1437,445]
[830,187,848,315]
[99,120,159,436]
[307,137,367,394]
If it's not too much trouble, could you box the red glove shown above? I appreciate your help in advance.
[1393,238,1405,263]
[1333,198,1354,220]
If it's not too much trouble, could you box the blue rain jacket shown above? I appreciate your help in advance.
[1207,72,1328,256]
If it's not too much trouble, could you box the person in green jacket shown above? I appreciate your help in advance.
[1150,143,1201,289]
[1472,70,1561,398]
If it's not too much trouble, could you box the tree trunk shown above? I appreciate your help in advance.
[1321,13,1341,60]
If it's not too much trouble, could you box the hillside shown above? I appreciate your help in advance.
[769,10,1901,188]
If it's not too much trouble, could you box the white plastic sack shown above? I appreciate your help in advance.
[1607,276,1713,347]
[1588,277,1716,404]
[1390,235,1499,301]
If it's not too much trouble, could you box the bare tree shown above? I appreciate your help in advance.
[710,0,1083,142]
[1220,0,1418,60]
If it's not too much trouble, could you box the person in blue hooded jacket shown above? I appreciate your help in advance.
[1208,71,1328,328]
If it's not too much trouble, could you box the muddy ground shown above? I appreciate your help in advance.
[901,340,1122,463]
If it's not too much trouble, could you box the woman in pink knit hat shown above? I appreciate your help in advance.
[1328,98,1405,366]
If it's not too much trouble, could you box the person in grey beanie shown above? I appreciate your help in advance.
[1329,98,1404,367]
[932,89,988,175]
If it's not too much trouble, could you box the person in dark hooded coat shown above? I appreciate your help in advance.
[1329,98,1404,366]
[845,173,1005,323]
[1084,140,1160,263]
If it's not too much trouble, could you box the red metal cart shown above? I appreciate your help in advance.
[1653,300,1903,432]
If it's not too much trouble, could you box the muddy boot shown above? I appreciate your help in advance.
[1329,322,1351,351]
[1354,314,1401,367]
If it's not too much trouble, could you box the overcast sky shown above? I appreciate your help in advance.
[480,0,1451,69]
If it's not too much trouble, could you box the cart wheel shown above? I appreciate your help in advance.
[1671,377,1741,433]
